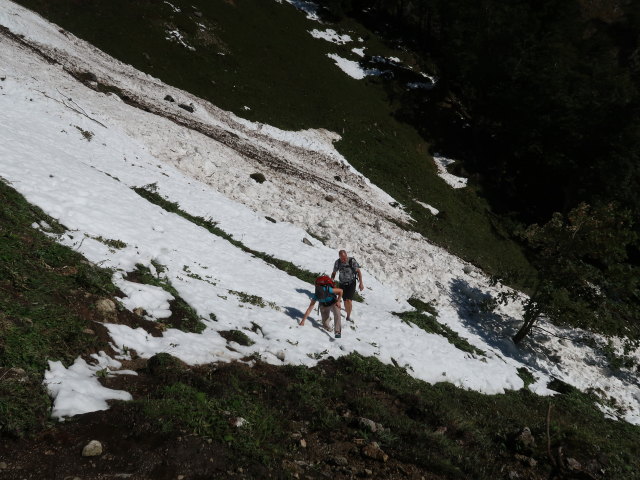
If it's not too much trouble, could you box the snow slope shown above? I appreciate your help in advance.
[1,1,639,424]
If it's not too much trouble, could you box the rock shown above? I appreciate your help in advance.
[276,350,286,361]
[82,440,103,457]
[83,328,95,335]
[358,417,378,432]
[324,195,335,202]
[178,103,194,113]
[363,468,373,476]
[95,298,116,316]
[566,458,581,470]
[508,471,520,479]
[514,454,537,467]
[250,172,266,183]
[300,438,307,448]
[302,237,313,246]
[164,94,175,102]
[463,265,473,274]
[434,426,447,435]
[0,462,7,469]
[362,442,388,462]
[230,417,247,428]
[329,456,348,467]
[133,307,146,317]
[516,427,536,449]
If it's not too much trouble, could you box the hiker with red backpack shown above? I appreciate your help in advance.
[331,249,363,322]
[299,275,344,338]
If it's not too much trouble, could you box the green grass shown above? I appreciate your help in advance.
[136,353,640,478]
[0,179,117,437]
[13,0,535,289]
[127,263,206,334]
[395,297,484,356]
[0,180,115,374]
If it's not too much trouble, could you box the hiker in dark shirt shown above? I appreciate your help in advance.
[331,249,364,322]
[299,276,343,338]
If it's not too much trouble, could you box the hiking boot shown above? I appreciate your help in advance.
[335,333,341,338]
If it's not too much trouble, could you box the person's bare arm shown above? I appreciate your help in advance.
[357,268,364,291]
[299,299,316,326]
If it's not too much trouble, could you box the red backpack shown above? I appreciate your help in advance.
[314,275,336,304]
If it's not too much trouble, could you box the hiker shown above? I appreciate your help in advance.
[299,275,343,338]
[331,249,363,322]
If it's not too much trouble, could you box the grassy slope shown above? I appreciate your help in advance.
[0,179,639,477]
[13,0,534,286]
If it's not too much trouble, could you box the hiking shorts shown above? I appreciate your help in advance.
[341,281,356,300]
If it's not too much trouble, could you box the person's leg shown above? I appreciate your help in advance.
[320,305,332,331]
[332,303,341,335]
[342,282,356,320]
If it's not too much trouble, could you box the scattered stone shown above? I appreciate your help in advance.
[83,328,95,335]
[363,468,373,476]
[334,175,342,182]
[324,195,335,202]
[358,417,378,432]
[193,10,203,17]
[362,442,388,462]
[302,237,313,246]
[276,350,286,361]
[508,471,520,479]
[300,438,307,448]
[265,216,277,223]
[164,94,175,102]
[95,298,117,316]
[514,454,537,467]
[83,71,98,82]
[516,427,536,449]
[352,438,366,446]
[566,458,581,470]
[434,426,447,435]
[230,417,247,428]
[178,103,194,113]
[329,456,348,467]
[463,265,473,274]
[82,440,103,457]
[178,475,185,480]
[250,172,266,183]
[133,307,146,317]
[0,462,7,469]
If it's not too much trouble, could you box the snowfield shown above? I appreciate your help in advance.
[1,1,639,424]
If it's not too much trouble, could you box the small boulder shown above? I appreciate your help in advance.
[566,458,581,471]
[362,442,388,462]
[358,417,378,432]
[302,238,313,246]
[178,103,194,113]
[95,298,116,316]
[164,94,175,102]
[516,427,536,450]
[82,440,103,457]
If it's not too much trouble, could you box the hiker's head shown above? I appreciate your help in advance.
[339,249,348,262]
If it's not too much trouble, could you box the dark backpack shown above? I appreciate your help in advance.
[315,275,336,305]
